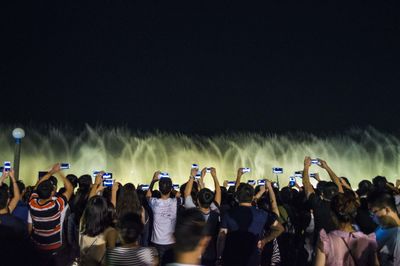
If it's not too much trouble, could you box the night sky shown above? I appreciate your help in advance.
[2,1,400,135]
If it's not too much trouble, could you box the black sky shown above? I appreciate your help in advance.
[2,1,400,135]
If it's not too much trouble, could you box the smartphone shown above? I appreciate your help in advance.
[289,176,296,187]
[206,167,211,173]
[247,180,256,185]
[195,170,202,179]
[173,184,180,191]
[227,181,236,187]
[103,173,112,179]
[60,163,70,170]
[242,168,251,173]
[294,171,303,178]
[141,184,150,190]
[103,179,114,187]
[191,164,199,169]
[257,179,265,186]
[159,172,170,179]
[38,171,48,180]
[272,167,283,174]
[272,182,279,188]
[4,161,11,172]
[311,159,320,165]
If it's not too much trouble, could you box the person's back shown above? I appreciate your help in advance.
[315,192,379,266]
[319,229,377,266]
[106,212,158,266]
[28,180,68,251]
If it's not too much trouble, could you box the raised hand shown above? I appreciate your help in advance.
[153,171,161,181]
[318,159,328,169]
[304,156,311,168]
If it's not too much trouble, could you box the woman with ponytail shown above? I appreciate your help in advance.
[314,190,379,266]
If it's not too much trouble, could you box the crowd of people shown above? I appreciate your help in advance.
[0,157,399,266]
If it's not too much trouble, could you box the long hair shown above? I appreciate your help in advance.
[116,183,142,219]
[80,196,112,237]
[73,175,92,225]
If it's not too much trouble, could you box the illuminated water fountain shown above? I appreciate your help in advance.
[0,125,399,188]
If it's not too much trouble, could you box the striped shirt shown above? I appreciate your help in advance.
[28,193,68,250]
[106,246,158,266]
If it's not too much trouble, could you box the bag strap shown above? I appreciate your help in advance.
[340,235,358,266]
[80,236,98,257]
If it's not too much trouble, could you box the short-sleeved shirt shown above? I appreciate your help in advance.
[375,226,400,266]
[308,193,336,235]
[221,206,277,266]
[319,229,377,266]
[28,193,68,250]
[106,246,158,266]
[148,197,179,245]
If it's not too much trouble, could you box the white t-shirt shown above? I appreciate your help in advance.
[148,197,178,245]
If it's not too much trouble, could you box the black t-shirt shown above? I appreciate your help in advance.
[221,206,277,266]
[308,193,336,235]
[202,210,220,263]
[0,213,28,238]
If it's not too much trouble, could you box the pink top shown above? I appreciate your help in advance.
[319,229,377,266]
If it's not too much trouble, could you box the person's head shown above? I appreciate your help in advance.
[0,187,10,210]
[331,191,359,226]
[16,180,25,195]
[321,182,339,201]
[36,180,55,199]
[279,187,293,205]
[197,188,214,209]
[340,177,351,189]
[116,183,142,219]
[66,174,78,188]
[368,191,399,228]
[117,212,143,245]
[159,178,172,195]
[357,180,373,197]
[372,176,388,191]
[174,208,210,262]
[78,174,92,191]
[236,183,254,204]
[81,196,112,237]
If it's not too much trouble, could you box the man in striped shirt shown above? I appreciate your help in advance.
[28,163,73,257]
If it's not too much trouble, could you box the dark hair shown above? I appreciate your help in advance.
[372,176,388,191]
[78,175,92,189]
[331,191,359,224]
[174,208,206,253]
[48,176,58,188]
[159,178,172,195]
[66,174,78,188]
[340,177,351,188]
[321,182,338,201]
[16,181,25,194]
[117,212,144,244]
[0,187,9,209]
[116,183,142,219]
[367,191,397,213]
[357,180,372,196]
[36,180,54,199]
[197,188,214,208]
[236,183,254,203]
[81,196,112,237]
[23,186,34,203]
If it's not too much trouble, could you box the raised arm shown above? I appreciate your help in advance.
[259,220,284,249]
[146,171,160,199]
[59,171,73,201]
[8,169,20,213]
[34,163,60,189]
[89,172,105,199]
[210,167,221,206]
[111,181,120,208]
[265,179,280,217]
[234,168,244,192]
[184,167,198,198]
[302,156,315,199]
[318,159,343,193]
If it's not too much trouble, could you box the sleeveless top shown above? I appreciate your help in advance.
[79,227,115,266]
